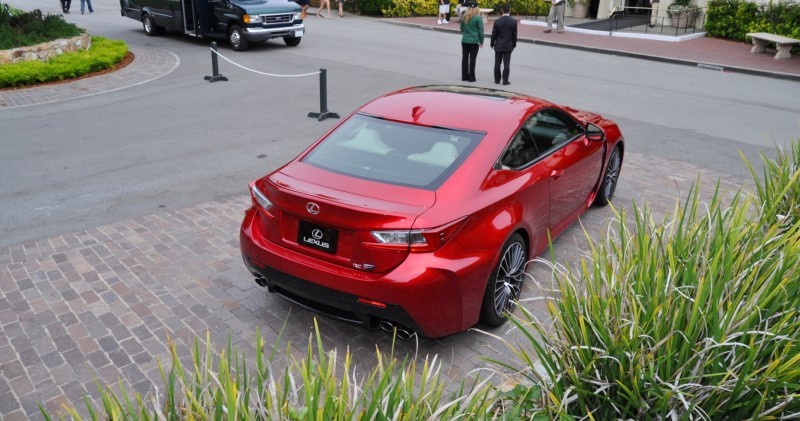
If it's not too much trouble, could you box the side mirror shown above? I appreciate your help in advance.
[586,123,605,142]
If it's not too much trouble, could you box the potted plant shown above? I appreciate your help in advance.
[666,0,699,28]
[567,0,589,18]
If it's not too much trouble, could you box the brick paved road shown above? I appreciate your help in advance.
[0,150,748,419]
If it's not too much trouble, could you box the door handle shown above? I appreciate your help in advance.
[550,169,564,179]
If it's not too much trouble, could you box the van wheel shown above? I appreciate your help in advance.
[228,25,249,51]
[284,36,302,47]
[142,15,163,36]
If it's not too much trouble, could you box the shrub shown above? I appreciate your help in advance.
[380,0,547,18]
[0,36,128,88]
[706,0,800,53]
[354,0,394,15]
[705,0,758,41]
[499,138,800,417]
[0,6,82,49]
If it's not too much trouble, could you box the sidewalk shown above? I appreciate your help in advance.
[385,15,800,81]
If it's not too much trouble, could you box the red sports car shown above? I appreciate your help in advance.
[240,85,623,339]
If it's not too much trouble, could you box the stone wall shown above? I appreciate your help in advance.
[0,33,91,65]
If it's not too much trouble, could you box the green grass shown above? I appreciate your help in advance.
[0,36,128,88]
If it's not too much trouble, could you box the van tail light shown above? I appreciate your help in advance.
[365,217,467,252]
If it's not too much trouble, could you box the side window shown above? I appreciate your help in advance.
[500,120,540,169]
[525,109,583,156]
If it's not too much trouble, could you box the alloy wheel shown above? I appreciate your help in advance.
[603,148,621,201]
[492,240,526,316]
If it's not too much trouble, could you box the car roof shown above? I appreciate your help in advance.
[356,85,552,133]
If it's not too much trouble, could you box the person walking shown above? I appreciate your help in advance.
[648,0,660,27]
[295,0,310,19]
[543,0,565,33]
[80,0,93,14]
[317,0,333,18]
[60,0,71,13]
[337,0,346,17]
[460,1,483,82]
[438,0,450,24]
[491,3,516,85]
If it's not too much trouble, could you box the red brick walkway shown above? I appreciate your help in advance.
[388,16,800,80]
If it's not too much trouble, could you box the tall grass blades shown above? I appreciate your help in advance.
[42,320,498,420]
[507,138,800,418]
[744,139,800,228]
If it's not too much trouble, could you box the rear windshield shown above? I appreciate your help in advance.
[302,114,484,190]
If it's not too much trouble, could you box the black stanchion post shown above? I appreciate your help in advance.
[308,68,340,121]
[204,42,228,82]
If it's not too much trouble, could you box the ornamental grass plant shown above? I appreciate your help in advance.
[498,138,800,418]
[43,321,501,420]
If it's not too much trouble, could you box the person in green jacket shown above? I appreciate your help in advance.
[460,1,483,82]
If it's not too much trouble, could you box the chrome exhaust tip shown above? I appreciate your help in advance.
[254,277,268,287]
[378,320,395,334]
[378,320,416,341]
[395,326,416,341]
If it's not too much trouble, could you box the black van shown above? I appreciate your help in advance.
[120,0,304,51]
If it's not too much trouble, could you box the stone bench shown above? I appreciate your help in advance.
[746,32,800,60]
[479,8,493,23]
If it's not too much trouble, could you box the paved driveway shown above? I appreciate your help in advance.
[0,148,746,418]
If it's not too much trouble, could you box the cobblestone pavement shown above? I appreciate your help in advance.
[0,46,179,109]
[0,149,747,418]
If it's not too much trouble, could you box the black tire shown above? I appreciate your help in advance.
[594,146,621,207]
[142,14,163,36]
[228,25,249,51]
[479,233,527,327]
[283,36,302,47]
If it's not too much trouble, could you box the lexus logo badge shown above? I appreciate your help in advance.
[311,229,324,240]
[306,202,320,215]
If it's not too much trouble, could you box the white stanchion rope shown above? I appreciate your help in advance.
[210,47,321,78]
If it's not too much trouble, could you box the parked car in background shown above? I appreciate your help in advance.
[240,85,624,338]
[119,0,304,51]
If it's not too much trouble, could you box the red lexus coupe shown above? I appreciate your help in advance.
[240,85,624,339]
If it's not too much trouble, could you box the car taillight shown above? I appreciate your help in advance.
[250,182,272,212]
[366,217,467,252]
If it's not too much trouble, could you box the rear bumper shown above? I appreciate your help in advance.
[244,23,304,42]
[243,257,423,333]
[240,206,491,338]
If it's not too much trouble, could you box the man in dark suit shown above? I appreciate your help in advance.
[490,3,517,85]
